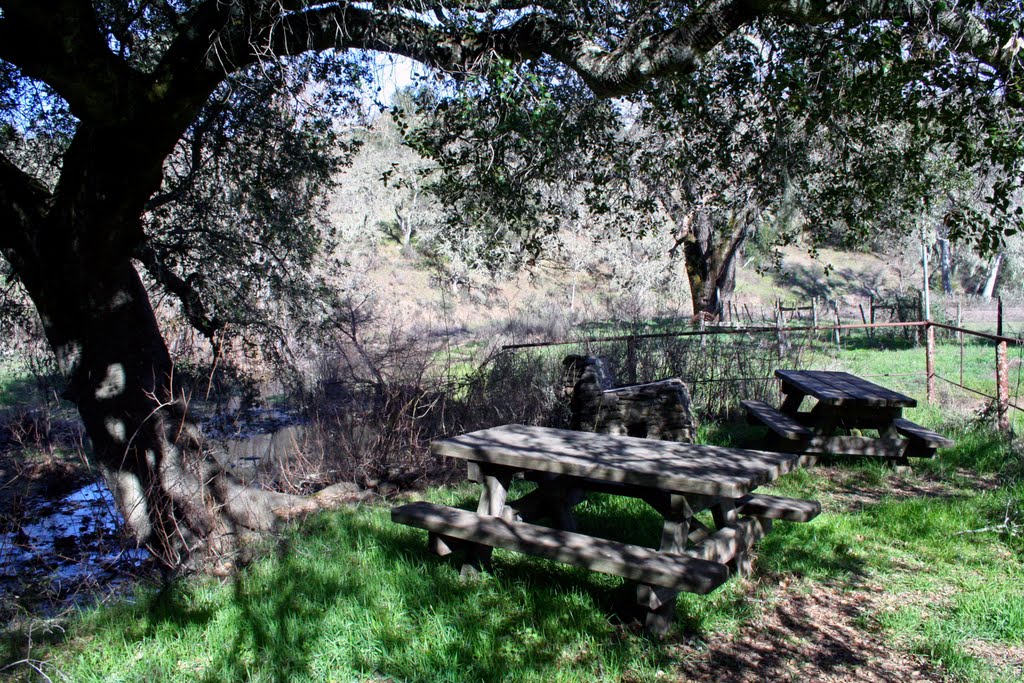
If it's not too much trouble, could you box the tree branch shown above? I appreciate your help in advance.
[196,1,1023,100]
[136,243,222,341]
[0,0,149,121]
[0,153,49,252]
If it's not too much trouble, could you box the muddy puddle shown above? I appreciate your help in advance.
[1,407,308,614]
[1,481,150,610]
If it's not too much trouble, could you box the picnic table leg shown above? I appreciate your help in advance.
[640,493,692,636]
[460,466,514,577]
[778,387,805,415]
[878,418,913,474]
[552,484,586,532]
[711,500,753,578]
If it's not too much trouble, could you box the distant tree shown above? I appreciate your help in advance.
[1,1,1022,568]
[405,7,1024,316]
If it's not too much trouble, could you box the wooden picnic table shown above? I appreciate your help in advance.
[742,370,954,468]
[392,424,820,634]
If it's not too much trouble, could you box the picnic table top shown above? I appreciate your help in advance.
[775,369,917,408]
[432,424,801,498]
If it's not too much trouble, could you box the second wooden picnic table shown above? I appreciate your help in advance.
[392,424,820,634]
[743,369,954,468]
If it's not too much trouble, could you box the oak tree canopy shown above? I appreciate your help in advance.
[1,1,1021,567]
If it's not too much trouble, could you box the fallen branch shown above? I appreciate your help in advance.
[955,499,1021,537]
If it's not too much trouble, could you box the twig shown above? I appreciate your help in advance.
[955,499,1021,537]
[0,659,54,682]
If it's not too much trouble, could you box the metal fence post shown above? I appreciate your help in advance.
[926,323,935,403]
[996,339,1009,432]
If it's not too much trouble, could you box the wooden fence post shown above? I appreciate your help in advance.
[625,336,638,385]
[832,300,841,351]
[998,296,1004,338]
[869,295,875,340]
[926,323,935,403]
[811,297,818,331]
[996,339,1009,432]
[775,304,784,359]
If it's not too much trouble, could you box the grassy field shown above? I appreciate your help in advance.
[3,412,1022,682]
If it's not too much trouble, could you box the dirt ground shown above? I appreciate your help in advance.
[672,582,942,682]
[662,463,1017,683]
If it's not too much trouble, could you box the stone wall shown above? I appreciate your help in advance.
[562,355,697,443]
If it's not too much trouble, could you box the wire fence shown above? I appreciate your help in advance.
[498,318,1024,432]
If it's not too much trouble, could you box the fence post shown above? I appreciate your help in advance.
[832,300,841,351]
[998,296,1003,338]
[811,297,818,331]
[996,339,1009,432]
[926,323,935,403]
[869,295,875,340]
[775,305,784,359]
[625,335,638,385]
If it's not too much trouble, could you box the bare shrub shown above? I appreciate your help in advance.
[294,294,463,490]
[495,299,580,344]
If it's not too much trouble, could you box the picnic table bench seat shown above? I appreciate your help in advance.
[392,501,731,593]
[741,400,813,440]
[736,493,821,522]
[892,418,955,449]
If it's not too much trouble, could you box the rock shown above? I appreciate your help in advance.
[314,481,363,507]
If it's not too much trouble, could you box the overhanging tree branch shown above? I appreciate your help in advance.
[0,0,149,121]
[136,242,223,342]
[196,1,1023,101]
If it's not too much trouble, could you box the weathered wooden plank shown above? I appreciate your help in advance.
[776,369,916,407]
[684,516,770,565]
[391,502,730,593]
[736,493,821,522]
[806,370,916,407]
[780,434,908,458]
[775,369,849,403]
[741,400,813,440]
[893,418,954,448]
[432,425,801,499]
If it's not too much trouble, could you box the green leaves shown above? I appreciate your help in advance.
[394,57,621,275]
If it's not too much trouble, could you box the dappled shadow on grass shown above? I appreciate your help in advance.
[756,522,868,582]
[109,509,657,682]
[59,474,887,683]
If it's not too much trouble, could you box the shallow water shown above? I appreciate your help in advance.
[0,406,306,609]
[0,481,149,597]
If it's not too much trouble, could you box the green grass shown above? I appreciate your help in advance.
[30,492,685,682]
[11,424,1021,683]
[0,364,43,409]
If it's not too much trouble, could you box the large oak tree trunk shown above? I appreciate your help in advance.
[3,126,315,570]
[17,250,314,569]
